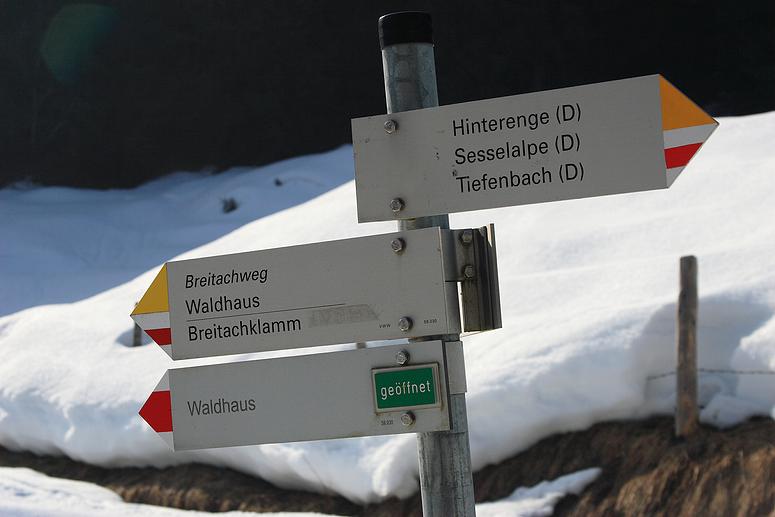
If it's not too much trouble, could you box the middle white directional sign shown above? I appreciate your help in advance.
[132,228,460,360]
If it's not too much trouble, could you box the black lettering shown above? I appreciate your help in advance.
[542,166,552,183]
[453,119,464,137]
[528,112,539,130]
[561,104,576,122]
[187,400,201,415]
[185,299,200,315]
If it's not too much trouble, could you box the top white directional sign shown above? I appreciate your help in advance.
[352,75,717,222]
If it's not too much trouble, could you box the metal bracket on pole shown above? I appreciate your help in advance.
[444,340,467,395]
[443,225,502,332]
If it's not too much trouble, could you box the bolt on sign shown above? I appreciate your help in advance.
[138,340,460,450]
[352,74,718,222]
[131,228,461,360]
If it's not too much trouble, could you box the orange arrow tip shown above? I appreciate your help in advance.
[132,264,169,316]
[659,75,716,131]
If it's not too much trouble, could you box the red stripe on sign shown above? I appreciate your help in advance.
[145,328,171,346]
[664,142,702,169]
[139,390,173,433]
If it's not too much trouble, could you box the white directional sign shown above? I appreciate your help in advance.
[352,74,718,222]
[139,340,461,450]
[131,228,461,360]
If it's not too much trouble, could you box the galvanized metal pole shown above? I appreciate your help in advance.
[379,12,476,516]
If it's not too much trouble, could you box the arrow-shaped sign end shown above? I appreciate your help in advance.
[132,264,169,316]
[659,75,719,186]
[131,264,173,357]
[139,372,174,449]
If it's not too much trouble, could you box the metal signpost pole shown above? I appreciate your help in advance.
[378,12,475,516]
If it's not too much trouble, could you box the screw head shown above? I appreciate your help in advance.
[398,317,413,332]
[463,265,475,279]
[395,350,410,366]
[384,119,398,134]
[460,230,473,246]
[390,238,405,253]
[401,412,415,426]
[389,198,405,213]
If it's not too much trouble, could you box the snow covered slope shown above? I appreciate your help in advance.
[0,468,330,517]
[0,113,773,503]
[0,150,353,317]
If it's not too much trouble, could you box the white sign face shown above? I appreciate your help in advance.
[352,74,717,222]
[140,341,454,450]
[132,228,460,360]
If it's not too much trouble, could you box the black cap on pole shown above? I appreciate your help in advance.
[378,11,433,49]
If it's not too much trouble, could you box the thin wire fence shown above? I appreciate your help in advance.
[647,368,775,381]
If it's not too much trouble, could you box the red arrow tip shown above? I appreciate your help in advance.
[139,390,173,433]
[145,328,172,346]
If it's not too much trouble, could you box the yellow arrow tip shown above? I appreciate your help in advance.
[132,264,169,315]
[659,75,717,131]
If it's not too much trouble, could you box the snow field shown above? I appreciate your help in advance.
[0,113,773,503]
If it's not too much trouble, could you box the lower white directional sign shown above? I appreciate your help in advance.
[139,341,461,450]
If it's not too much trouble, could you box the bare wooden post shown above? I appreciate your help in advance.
[676,255,699,437]
[133,303,142,347]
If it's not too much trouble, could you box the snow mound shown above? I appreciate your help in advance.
[477,467,601,517]
[0,467,329,517]
[1,112,774,503]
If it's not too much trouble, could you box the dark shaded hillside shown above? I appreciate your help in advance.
[2,1,774,188]
[1,417,773,515]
